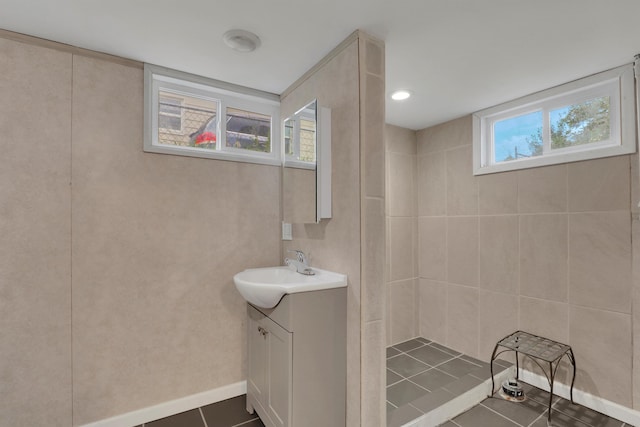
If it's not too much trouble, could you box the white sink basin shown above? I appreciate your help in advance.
[233,266,347,309]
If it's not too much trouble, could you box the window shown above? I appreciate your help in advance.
[473,64,636,175]
[144,64,280,165]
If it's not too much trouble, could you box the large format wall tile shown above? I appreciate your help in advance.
[570,306,632,407]
[519,297,568,343]
[446,146,478,216]
[417,115,471,155]
[363,198,386,322]
[478,171,518,215]
[71,56,280,424]
[363,72,385,199]
[479,215,518,294]
[389,279,417,344]
[520,297,571,383]
[419,279,447,344]
[478,291,518,361]
[419,217,447,281]
[447,217,478,287]
[389,217,415,282]
[0,38,72,427]
[519,214,568,302]
[568,156,630,212]
[388,152,416,217]
[569,211,632,313]
[446,284,479,357]
[518,164,567,213]
[418,152,446,216]
[360,33,386,427]
[386,125,417,155]
[386,122,418,351]
[361,320,385,427]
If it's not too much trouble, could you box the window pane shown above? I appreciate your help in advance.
[159,96,181,116]
[493,111,543,163]
[550,96,610,150]
[226,107,271,153]
[159,115,181,130]
[284,119,294,156]
[158,90,218,149]
[299,117,316,162]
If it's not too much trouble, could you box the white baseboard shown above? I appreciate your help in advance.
[518,369,640,426]
[79,381,247,427]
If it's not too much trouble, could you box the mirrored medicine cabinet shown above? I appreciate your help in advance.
[282,99,331,224]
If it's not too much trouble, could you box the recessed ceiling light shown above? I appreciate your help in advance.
[223,29,261,53]
[391,90,411,101]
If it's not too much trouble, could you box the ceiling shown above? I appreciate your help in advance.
[1,0,640,130]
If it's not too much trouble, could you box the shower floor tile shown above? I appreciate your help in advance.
[386,337,627,427]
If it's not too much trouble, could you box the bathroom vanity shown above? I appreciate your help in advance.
[245,287,346,427]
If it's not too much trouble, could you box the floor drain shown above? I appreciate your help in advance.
[499,379,526,402]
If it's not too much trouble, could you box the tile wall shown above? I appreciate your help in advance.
[281,31,387,427]
[411,115,636,408]
[386,125,419,345]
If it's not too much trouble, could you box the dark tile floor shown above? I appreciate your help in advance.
[387,337,628,427]
[444,382,628,426]
[142,337,627,427]
[387,337,512,426]
[141,394,264,427]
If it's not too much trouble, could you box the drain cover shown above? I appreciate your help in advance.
[499,379,526,402]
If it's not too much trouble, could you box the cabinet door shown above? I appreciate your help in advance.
[247,307,268,408]
[265,317,292,427]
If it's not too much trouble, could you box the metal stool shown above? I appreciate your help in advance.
[490,330,576,423]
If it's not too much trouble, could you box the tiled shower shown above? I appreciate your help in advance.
[385,117,636,409]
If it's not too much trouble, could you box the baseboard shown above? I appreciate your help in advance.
[79,381,247,427]
[518,368,640,426]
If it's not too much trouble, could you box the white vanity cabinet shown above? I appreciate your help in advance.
[246,287,346,427]
[247,305,292,427]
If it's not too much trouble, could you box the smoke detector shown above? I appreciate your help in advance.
[223,29,261,53]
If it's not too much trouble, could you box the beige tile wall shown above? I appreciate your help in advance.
[0,35,281,425]
[358,34,386,427]
[385,124,419,346]
[281,31,388,427]
[415,115,636,408]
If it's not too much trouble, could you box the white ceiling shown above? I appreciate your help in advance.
[1,0,640,130]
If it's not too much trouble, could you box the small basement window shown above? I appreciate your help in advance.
[144,64,280,165]
[473,64,636,175]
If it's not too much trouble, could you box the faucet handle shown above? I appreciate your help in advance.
[286,249,308,265]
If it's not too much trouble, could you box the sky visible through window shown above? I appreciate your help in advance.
[493,110,542,163]
[494,98,608,163]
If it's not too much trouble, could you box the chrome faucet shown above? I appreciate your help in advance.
[284,250,315,276]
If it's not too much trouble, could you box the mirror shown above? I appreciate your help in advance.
[283,100,331,224]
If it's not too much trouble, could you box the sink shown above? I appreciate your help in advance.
[233,266,347,309]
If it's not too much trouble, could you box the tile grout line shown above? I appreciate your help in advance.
[233,418,261,427]
[526,409,548,427]
[479,402,525,426]
[199,407,209,427]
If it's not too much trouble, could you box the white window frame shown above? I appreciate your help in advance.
[144,63,281,166]
[473,64,636,175]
